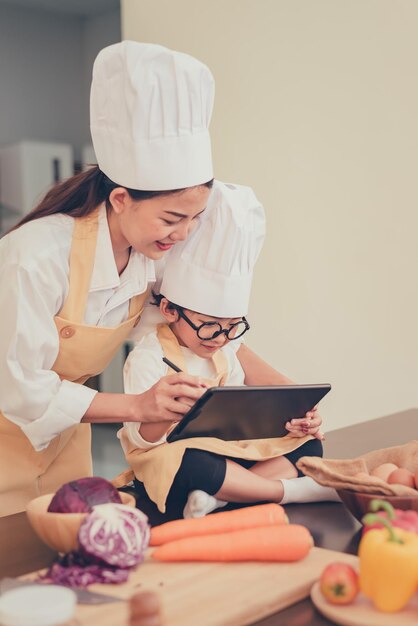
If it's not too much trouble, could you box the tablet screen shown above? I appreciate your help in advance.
[167,384,331,443]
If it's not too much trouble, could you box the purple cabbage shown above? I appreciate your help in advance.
[42,504,150,588]
[78,503,150,569]
[42,551,129,587]
[48,477,122,513]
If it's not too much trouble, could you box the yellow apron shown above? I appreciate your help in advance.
[121,324,313,513]
[0,209,149,516]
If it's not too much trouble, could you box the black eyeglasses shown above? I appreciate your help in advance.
[174,306,250,341]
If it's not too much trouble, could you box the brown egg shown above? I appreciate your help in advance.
[387,468,415,488]
[370,463,398,482]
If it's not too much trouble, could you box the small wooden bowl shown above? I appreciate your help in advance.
[26,492,136,553]
[337,489,418,523]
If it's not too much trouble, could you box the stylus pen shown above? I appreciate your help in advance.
[162,357,183,373]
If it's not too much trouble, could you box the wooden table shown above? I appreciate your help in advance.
[1,408,417,625]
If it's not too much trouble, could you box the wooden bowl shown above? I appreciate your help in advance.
[337,489,418,523]
[26,491,136,553]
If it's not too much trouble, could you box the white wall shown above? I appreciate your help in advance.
[0,3,84,154]
[122,0,418,430]
[0,2,120,161]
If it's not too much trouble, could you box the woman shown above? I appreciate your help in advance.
[0,41,321,516]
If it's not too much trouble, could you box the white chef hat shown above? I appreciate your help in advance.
[160,180,266,317]
[90,40,214,190]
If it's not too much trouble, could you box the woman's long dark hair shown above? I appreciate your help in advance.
[11,165,213,231]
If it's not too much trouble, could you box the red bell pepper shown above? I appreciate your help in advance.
[362,499,418,535]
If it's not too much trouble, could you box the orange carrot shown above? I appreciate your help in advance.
[152,524,313,562]
[150,503,288,546]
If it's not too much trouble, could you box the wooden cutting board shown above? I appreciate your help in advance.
[69,547,358,626]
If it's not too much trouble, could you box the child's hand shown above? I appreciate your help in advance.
[285,406,325,441]
[134,373,208,423]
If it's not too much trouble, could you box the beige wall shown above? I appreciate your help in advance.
[122,0,418,430]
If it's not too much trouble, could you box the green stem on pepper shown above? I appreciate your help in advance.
[362,513,404,544]
[369,498,395,520]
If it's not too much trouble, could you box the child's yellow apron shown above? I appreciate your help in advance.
[0,209,149,516]
[121,324,313,513]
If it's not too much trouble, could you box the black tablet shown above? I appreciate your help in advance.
[166,384,331,443]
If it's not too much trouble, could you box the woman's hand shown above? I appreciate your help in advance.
[131,372,208,423]
[285,406,325,440]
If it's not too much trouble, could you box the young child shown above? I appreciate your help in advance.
[118,181,339,518]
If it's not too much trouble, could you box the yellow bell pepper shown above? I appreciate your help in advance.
[359,500,418,613]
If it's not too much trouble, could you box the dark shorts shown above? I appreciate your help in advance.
[164,438,323,507]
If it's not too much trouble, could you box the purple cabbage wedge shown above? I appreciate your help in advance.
[48,477,122,513]
[42,550,130,587]
[78,503,150,569]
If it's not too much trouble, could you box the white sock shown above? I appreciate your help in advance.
[183,490,228,519]
[280,476,341,504]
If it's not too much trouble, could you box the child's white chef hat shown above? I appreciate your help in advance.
[90,40,214,190]
[160,180,266,317]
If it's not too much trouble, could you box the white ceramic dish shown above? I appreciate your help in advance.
[0,585,76,626]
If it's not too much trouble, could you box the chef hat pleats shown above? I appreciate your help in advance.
[90,41,214,191]
[160,181,266,317]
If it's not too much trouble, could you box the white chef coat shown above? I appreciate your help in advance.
[0,205,155,452]
[120,329,245,452]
